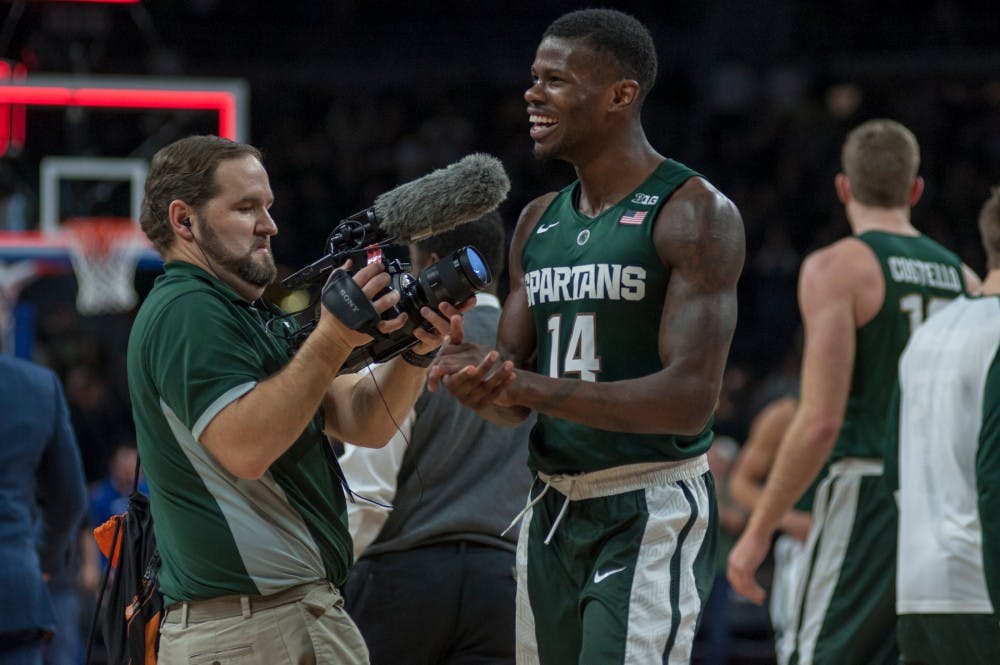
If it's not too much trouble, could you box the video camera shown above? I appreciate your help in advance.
[282,209,491,374]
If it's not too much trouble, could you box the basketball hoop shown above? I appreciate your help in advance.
[62,217,151,315]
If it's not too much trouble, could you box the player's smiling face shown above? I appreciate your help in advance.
[525,36,617,161]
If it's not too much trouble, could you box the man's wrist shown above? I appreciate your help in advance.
[400,348,435,368]
[744,515,775,543]
[307,323,357,368]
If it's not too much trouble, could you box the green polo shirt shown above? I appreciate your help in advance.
[126,261,352,605]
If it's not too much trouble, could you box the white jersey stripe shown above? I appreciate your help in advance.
[623,476,709,664]
[515,505,540,665]
[666,478,711,664]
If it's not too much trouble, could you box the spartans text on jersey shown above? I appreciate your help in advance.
[525,264,646,305]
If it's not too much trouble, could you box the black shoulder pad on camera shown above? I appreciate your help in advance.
[321,269,380,332]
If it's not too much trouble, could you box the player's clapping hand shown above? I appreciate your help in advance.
[428,327,516,410]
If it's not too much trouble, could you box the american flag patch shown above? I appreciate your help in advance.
[619,209,647,225]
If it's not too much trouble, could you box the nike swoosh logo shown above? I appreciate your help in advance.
[593,566,627,584]
[536,221,560,234]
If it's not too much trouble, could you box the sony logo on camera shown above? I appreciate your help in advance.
[321,269,381,332]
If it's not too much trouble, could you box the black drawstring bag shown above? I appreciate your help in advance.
[87,464,162,665]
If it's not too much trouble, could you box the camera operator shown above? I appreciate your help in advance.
[126,135,468,665]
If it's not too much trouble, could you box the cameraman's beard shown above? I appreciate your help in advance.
[199,221,276,287]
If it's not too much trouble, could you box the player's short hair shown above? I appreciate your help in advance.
[841,119,920,208]
[543,8,658,102]
[979,186,1000,270]
[140,135,262,252]
[413,210,506,286]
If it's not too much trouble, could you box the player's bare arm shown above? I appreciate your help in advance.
[489,178,744,434]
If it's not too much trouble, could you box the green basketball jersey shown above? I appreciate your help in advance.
[832,231,967,461]
[521,159,712,474]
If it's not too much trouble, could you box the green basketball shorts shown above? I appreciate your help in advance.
[785,458,897,665]
[513,457,718,665]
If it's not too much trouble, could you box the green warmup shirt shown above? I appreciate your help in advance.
[127,262,352,605]
[521,159,712,474]
[831,231,966,462]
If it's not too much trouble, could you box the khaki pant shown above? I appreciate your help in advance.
[158,581,369,665]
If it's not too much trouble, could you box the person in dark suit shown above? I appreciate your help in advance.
[0,355,88,665]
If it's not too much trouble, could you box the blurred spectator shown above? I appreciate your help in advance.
[89,440,146,567]
[64,366,128,485]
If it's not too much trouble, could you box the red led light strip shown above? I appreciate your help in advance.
[0,85,238,139]
[8,1,141,4]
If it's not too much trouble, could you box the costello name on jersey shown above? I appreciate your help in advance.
[525,264,647,306]
[887,256,963,292]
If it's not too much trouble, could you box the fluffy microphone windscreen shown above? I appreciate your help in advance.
[373,153,511,243]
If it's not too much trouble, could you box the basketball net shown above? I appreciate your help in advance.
[62,217,148,315]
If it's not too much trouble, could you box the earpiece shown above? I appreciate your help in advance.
[181,218,192,227]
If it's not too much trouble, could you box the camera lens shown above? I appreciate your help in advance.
[414,245,492,310]
[458,247,490,288]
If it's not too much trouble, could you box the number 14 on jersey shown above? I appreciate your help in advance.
[546,314,601,381]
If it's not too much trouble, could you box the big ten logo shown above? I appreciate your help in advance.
[630,193,659,206]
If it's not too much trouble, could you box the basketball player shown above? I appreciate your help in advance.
[727,119,981,664]
[430,8,745,664]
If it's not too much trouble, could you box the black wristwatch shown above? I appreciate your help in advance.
[400,348,435,368]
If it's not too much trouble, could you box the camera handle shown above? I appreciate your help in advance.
[321,269,381,333]
[283,211,384,290]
